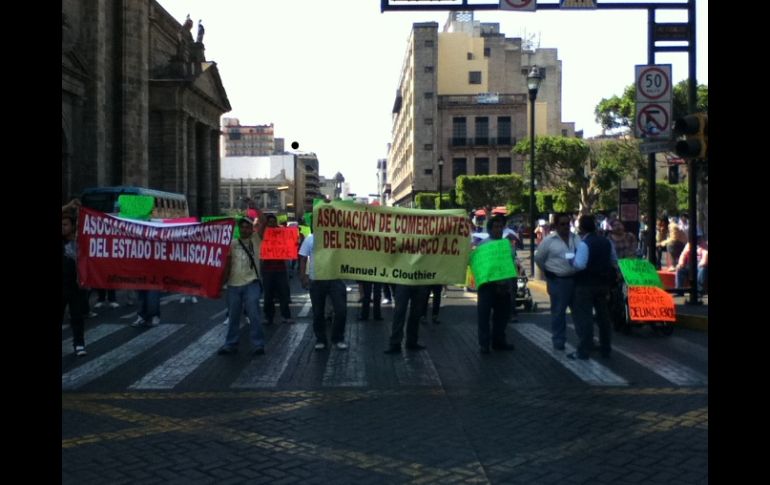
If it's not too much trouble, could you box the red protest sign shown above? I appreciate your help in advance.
[627,286,676,322]
[259,227,299,260]
[76,207,234,298]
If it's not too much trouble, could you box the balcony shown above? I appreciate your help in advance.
[451,137,516,149]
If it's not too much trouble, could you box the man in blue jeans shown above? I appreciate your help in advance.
[132,290,161,327]
[534,213,581,351]
[218,216,268,356]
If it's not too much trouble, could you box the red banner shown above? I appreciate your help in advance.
[77,208,234,298]
[627,286,676,322]
[260,227,299,260]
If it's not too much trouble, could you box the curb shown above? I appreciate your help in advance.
[527,279,707,333]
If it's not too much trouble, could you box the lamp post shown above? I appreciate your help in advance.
[527,65,543,278]
[437,156,444,209]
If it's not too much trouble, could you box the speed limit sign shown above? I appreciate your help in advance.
[635,65,672,102]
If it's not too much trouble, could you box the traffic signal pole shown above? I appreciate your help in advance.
[686,0,700,306]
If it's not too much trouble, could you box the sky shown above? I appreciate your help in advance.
[159,0,708,197]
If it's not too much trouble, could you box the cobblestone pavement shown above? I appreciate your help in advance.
[62,282,708,484]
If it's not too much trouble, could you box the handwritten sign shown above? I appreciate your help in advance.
[618,258,663,288]
[470,239,517,287]
[260,227,299,260]
[627,286,675,322]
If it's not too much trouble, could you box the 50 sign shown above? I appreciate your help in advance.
[635,65,672,102]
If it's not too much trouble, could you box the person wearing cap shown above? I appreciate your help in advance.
[217,216,269,356]
[260,213,294,325]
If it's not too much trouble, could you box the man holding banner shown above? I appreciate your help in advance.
[472,214,517,354]
[218,217,268,357]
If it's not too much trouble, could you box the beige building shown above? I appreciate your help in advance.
[222,118,276,156]
[62,0,230,216]
[388,12,574,206]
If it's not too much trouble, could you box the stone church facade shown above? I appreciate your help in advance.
[62,0,231,216]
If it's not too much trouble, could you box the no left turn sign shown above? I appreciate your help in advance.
[635,102,671,139]
[500,0,536,11]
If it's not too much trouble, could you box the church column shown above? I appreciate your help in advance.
[186,117,198,216]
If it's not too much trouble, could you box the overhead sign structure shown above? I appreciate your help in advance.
[635,65,672,102]
[639,140,675,155]
[635,102,671,140]
[500,0,536,11]
[654,23,690,42]
[559,0,597,9]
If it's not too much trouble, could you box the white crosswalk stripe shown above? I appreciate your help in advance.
[62,324,183,391]
[513,324,629,386]
[322,322,367,387]
[232,323,311,389]
[61,324,124,355]
[394,350,442,387]
[130,322,238,390]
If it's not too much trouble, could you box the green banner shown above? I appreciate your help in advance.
[312,201,473,285]
[118,195,154,220]
[618,258,663,288]
[299,225,312,238]
[470,239,517,287]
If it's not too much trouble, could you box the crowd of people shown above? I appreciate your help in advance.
[62,200,706,362]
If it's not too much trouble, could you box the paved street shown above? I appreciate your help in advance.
[62,276,708,484]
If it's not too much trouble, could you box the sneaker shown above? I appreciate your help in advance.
[381,298,391,305]
[222,317,230,325]
[151,316,161,326]
[314,342,327,351]
[93,302,105,309]
[190,296,198,304]
[334,341,349,350]
[87,311,98,318]
[180,296,187,303]
[131,316,147,327]
[108,302,120,309]
[74,345,87,356]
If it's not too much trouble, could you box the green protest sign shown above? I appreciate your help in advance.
[299,225,311,238]
[617,258,663,288]
[118,195,154,220]
[469,239,517,287]
[312,200,472,285]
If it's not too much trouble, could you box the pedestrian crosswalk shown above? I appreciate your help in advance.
[62,317,707,392]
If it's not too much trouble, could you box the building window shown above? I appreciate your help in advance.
[424,40,434,47]
[424,66,434,73]
[562,129,569,136]
[424,144,433,151]
[475,117,489,145]
[475,158,489,175]
[484,47,491,57]
[497,116,511,145]
[452,117,467,146]
[424,92,434,99]
[452,158,467,179]
[424,168,433,175]
[497,157,512,174]
[425,118,433,125]
[469,71,482,84]
[467,52,474,60]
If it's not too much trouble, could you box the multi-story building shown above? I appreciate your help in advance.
[62,0,230,215]
[222,119,276,156]
[388,11,574,206]
[377,153,389,205]
[219,153,322,220]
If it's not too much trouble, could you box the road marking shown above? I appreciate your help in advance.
[393,350,442,387]
[62,323,124,355]
[612,343,707,386]
[513,324,628,386]
[232,323,311,389]
[322,323,367,387]
[209,308,227,321]
[298,300,312,317]
[129,322,241,390]
[62,324,183,391]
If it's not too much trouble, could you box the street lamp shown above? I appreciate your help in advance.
[437,156,444,209]
[527,65,543,278]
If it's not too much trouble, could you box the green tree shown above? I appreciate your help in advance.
[513,136,642,214]
[595,81,708,134]
[455,174,524,210]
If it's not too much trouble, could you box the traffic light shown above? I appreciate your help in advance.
[673,112,708,159]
